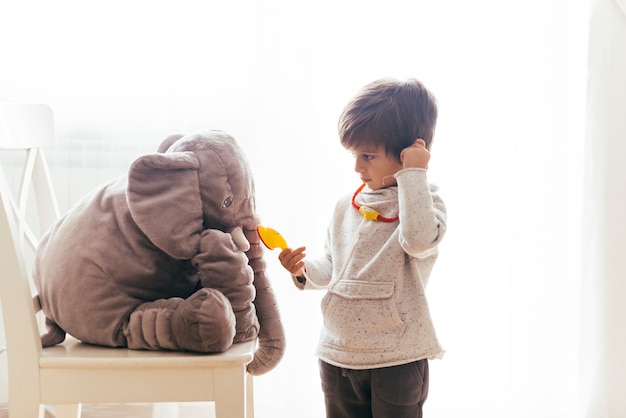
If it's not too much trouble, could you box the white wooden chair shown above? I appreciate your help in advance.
[0,103,255,418]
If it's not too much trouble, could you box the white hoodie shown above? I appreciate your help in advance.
[296,168,447,369]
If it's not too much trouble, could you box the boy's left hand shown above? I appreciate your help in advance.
[400,139,430,169]
[278,246,306,276]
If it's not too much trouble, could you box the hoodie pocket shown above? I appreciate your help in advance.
[321,280,406,352]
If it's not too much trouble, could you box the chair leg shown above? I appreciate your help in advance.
[54,403,82,418]
[7,401,40,418]
[246,373,254,418]
[214,367,247,418]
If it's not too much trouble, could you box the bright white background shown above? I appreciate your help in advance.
[1,0,605,416]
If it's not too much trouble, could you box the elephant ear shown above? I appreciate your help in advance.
[127,151,204,260]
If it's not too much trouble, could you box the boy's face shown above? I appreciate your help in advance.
[348,144,403,190]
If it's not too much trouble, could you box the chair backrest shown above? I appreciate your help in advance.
[0,103,60,395]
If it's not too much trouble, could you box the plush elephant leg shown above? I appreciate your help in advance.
[171,288,237,352]
[192,229,260,344]
[123,288,236,353]
[41,317,67,347]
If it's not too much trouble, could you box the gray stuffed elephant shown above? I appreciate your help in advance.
[33,130,285,376]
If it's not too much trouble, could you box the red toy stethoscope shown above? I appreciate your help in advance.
[351,183,399,223]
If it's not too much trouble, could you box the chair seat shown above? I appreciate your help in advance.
[38,337,256,406]
[41,336,256,369]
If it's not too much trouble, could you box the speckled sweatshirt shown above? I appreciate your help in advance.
[296,168,447,370]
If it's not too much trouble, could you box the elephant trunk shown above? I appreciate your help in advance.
[243,222,286,376]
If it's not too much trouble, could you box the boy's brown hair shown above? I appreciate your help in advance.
[338,78,438,160]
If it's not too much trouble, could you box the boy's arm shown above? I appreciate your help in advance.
[291,273,307,289]
[396,168,447,256]
[282,229,334,290]
[278,247,311,289]
[290,249,333,290]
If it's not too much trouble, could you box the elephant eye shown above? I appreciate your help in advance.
[222,196,233,208]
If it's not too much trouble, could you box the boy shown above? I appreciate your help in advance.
[279,77,447,417]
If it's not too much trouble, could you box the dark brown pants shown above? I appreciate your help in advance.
[319,359,429,418]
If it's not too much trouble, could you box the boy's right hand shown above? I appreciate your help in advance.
[278,246,306,276]
[400,138,430,169]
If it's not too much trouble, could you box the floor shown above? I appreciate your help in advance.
[0,402,216,417]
